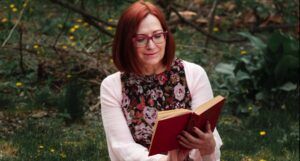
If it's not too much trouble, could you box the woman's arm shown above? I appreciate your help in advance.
[183,61,223,161]
[100,72,165,161]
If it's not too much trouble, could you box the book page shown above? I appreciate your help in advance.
[158,109,190,120]
[195,96,224,115]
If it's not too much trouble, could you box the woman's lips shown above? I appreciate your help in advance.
[144,52,158,55]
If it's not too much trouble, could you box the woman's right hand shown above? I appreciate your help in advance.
[167,149,190,161]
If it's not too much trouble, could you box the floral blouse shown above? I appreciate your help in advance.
[120,59,192,148]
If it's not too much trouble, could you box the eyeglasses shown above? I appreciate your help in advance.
[133,31,168,47]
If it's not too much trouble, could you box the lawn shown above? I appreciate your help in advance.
[0,107,298,161]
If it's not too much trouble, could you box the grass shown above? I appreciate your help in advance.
[219,108,299,161]
[0,108,298,161]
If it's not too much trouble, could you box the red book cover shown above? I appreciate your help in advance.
[148,96,225,156]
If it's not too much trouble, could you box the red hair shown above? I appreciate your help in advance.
[112,0,175,74]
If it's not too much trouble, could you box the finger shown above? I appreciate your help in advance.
[193,127,205,139]
[178,137,194,149]
[206,121,212,133]
[181,130,199,143]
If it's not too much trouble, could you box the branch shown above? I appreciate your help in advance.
[1,0,29,48]
[205,0,219,47]
[49,0,116,27]
[49,0,115,37]
[169,5,247,43]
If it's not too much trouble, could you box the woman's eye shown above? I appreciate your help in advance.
[153,34,163,39]
[136,37,146,42]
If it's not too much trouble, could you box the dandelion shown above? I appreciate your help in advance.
[38,145,44,149]
[70,42,76,47]
[10,4,15,8]
[83,22,89,27]
[62,45,68,49]
[259,159,267,161]
[67,74,72,78]
[106,26,113,31]
[240,50,247,55]
[12,8,18,12]
[248,106,252,111]
[73,24,80,29]
[108,18,113,22]
[68,35,75,40]
[60,152,67,158]
[50,148,55,153]
[33,44,39,49]
[23,2,28,8]
[76,19,83,23]
[69,28,76,33]
[57,24,63,28]
[1,18,8,23]
[213,27,219,32]
[259,130,266,136]
[16,82,23,87]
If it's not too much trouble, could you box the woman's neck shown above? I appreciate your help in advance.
[141,64,166,75]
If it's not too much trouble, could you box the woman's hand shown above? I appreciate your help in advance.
[177,121,216,156]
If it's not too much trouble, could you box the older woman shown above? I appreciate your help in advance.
[100,1,222,161]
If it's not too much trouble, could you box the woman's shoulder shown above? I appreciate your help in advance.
[101,72,121,86]
[181,59,206,74]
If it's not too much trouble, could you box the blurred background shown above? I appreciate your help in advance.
[0,0,299,160]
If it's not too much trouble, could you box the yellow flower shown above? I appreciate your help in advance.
[50,148,55,153]
[68,35,75,40]
[57,24,63,29]
[33,44,39,49]
[213,27,219,32]
[108,18,113,22]
[76,19,83,23]
[248,106,252,111]
[12,8,18,12]
[110,59,113,64]
[83,22,89,26]
[16,82,23,87]
[70,42,76,47]
[1,18,8,23]
[73,24,79,29]
[67,74,72,78]
[240,50,247,55]
[69,28,76,33]
[62,45,68,49]
[106,26,113,31]
[259,130,266,136]
[259,159,267,161]
[38,145,44,149]
[23,2,28,8]
[60,152,67,158]
[10,4,15,8]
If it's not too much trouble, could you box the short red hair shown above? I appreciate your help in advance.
[112,1,175,74]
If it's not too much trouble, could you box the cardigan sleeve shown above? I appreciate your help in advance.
[183,61,223,161]
[100,72,165,161]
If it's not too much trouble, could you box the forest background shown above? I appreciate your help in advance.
[0,0,299,160]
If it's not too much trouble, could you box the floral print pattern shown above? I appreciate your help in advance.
[120,59,192,148]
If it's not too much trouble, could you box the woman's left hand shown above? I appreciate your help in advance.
[177,121,216,156]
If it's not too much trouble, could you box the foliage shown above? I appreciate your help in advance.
[214,31,299,115]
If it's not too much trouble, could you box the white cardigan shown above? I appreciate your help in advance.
[100,60,223,161]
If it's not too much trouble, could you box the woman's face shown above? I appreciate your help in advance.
[134,14,166,74]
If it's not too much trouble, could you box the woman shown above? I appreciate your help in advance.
[100,1,222,160]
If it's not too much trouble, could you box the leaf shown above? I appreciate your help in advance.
[236,70,251,81]
[238,32,267,50]
[279,82,297,91]
[215,63,235,77]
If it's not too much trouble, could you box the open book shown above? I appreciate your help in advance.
[148,95,225,156]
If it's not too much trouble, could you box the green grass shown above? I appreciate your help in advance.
[219,108,299,161]
[0,108,298,161]
[0,117,109,161]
